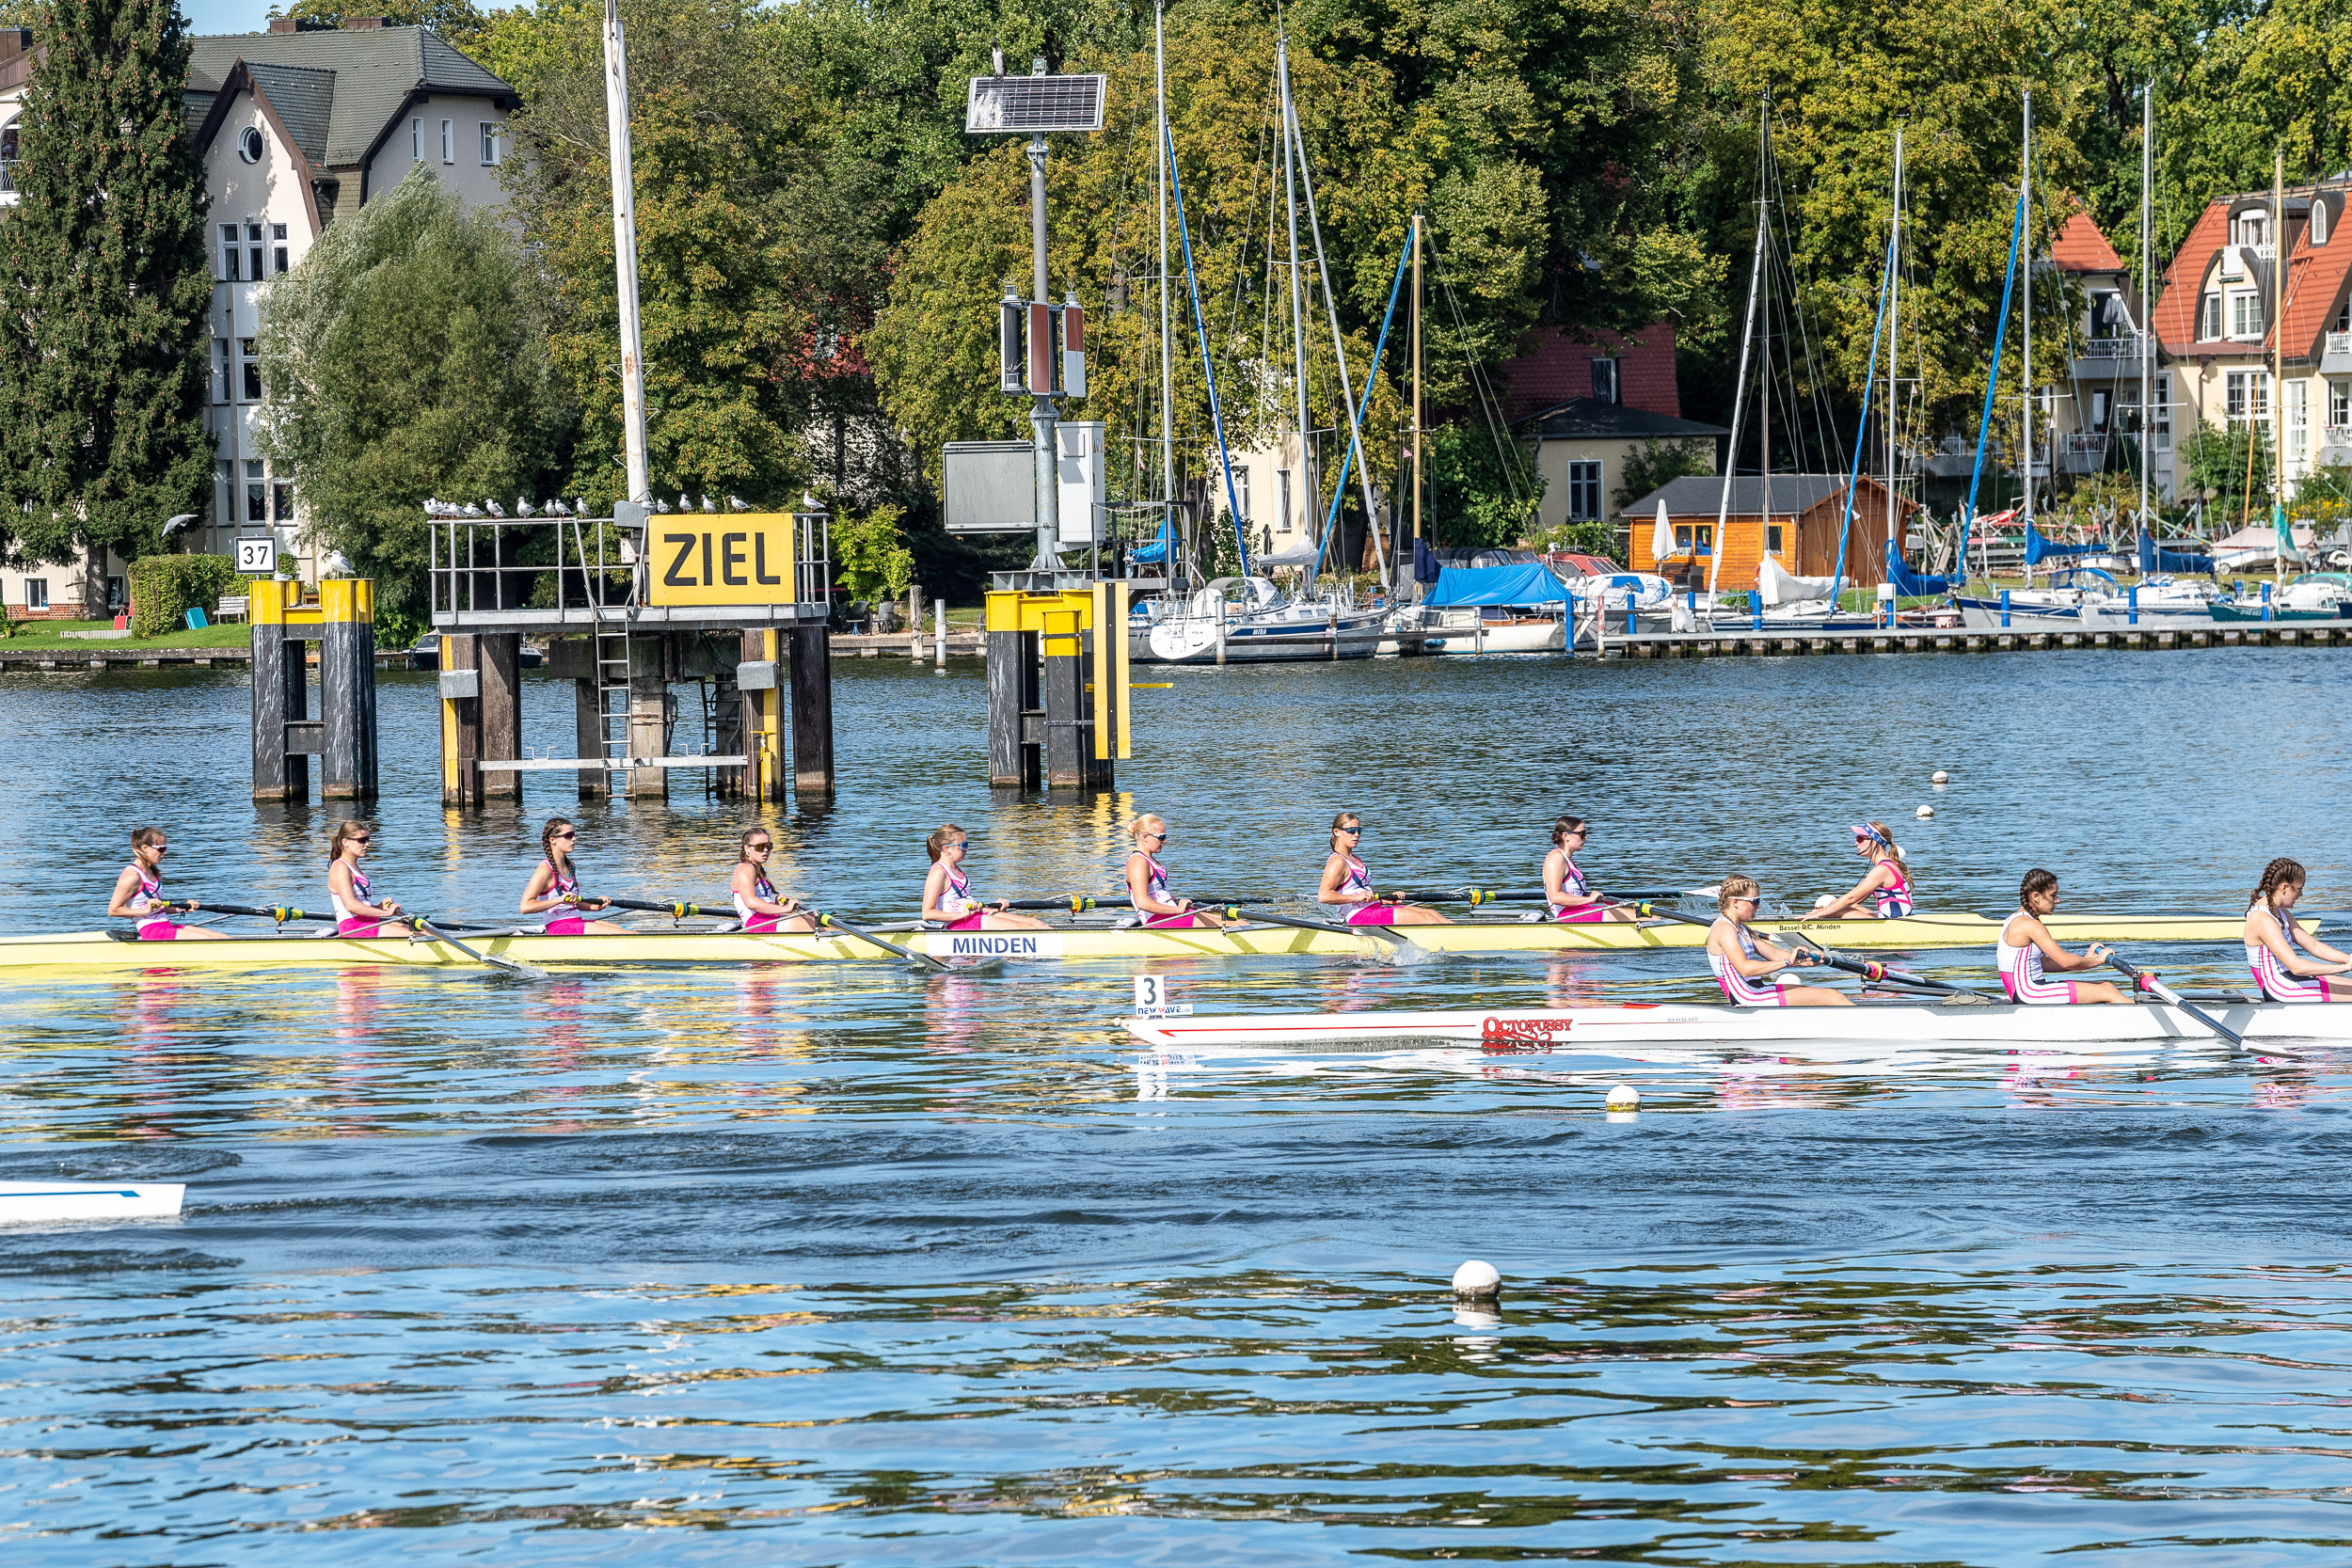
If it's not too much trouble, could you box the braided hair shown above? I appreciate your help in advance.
[2018,867,2058,909]
[2251,857,2306,911]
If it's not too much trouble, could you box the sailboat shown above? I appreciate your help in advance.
[1125,22,1388,664]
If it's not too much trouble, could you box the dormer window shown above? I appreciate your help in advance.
[237,125,264,164]
[2315,199,2332,245]
[2232,212,2269,247]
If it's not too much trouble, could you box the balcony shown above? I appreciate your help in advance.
[2051,433,2109,476]
[2324,331,2352,374]
[2074,333,2150,379]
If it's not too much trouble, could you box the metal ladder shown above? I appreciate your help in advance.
[570,515,633,772]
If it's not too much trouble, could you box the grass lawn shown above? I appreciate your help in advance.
[1,618,252,650]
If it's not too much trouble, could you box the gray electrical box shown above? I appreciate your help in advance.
[735,659,778,691]
[437,668,480,700]
[944,440,1037,533]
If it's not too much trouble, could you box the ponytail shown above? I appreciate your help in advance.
[541,816,577,869]
[926,824,967,863]
[2252,857,2307,911]
[329,820,371,862]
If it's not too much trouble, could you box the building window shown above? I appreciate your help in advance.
[220,223,241,281]
[2200,293,2222,341]
[2336,299,2351,334]
[238,124,264,164]
[273,481,294,524]
[440,119,453,164]
[2154,372,2172,451]
[2090,389,2110,433]
[1766,523,1785,555]
[480,121,501,166]
[1566,459,1602,520]
[2232,212,2269,248]
[272,222,288,275]
[216,460,234,529]
[24,578,47,610]
[240,338,261,402]
[1590,356,1620,405]
[1232,467,1250,521]
[106,576,125,610]
[247,221,264,283]
[213,339,230,403]
[2231,292,2264,339]
[246,459,266,523]
[1276,468,1292,531]
[2225,370,2269,423]
[2289,379,2309,468]
[1672,523,1714,554]
[411,117,422,161]
[2316,200,2332,246]
[2090,290,2124,339]
[2332,381,2351,430]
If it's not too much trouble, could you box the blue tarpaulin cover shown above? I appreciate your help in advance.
[2137,530,2215,575]
[1422,563,1572,607]
[2024,522,2101,565]
[1884,540,1954,596]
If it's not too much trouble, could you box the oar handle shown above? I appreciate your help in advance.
[1001,896,1100,912]
[2106,953,2245,1048]
[181,900,331,924]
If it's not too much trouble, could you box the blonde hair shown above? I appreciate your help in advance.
[926,823,968,863]
[329,820,371,861]
[1129,814,1167,845]
[1329,811,1360,851]
[1718,874,1761,904]
[1856,820,1916,893]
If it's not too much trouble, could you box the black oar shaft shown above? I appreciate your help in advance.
[180,901,331,924]
[2107,954,2244,1048]
[605,896,713,917]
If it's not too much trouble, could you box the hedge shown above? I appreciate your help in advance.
[129,555,248,638]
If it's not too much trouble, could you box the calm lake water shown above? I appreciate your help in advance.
[5,645,2352,1565]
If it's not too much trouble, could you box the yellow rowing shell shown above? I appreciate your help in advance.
[0,911,2268,973]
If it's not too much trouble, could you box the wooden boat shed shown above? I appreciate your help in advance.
[1619,474,1921,592]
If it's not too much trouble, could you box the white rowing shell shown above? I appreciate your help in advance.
[1120,1000,2352,1051]
[0,1181,186,1225]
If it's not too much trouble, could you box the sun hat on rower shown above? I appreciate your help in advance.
[1849,823,1885,845]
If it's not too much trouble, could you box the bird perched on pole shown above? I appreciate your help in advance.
[461,501,485,517]
[549,499,572,516]
[485,499,508,518]
[516,498,537,517]
[654,497,673,514]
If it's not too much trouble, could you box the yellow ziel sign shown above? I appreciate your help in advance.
[645,514,799,606]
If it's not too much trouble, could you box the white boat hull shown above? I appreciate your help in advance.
[1379,611,1565,655]
[1130,613,1386,663]
[1121,998,2352,1051]
[0,1181,185,1226]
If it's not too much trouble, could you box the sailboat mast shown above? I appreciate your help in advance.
[2021,90,2033,533]
[1758,94,1772,561]
[1155,3,1177,575]
[1278,34,1314,551]
[2140,81,2153,533]
[1888,126,1902,542]
[2275,146,2286,584]
[1409,209,1422,582]
[1706,92,1769,601]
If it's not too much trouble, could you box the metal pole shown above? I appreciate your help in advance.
[2141,81,2153,533]
[1029,64,1057,575]
[1708,95,1768,600]
[602,0,650,506]
[1889,127,1901,555]
[1286,65,1385,580]
[2276,145,2287,585]
[1278,33,1313,556]
[2021,90,2032,534]
[1155,6,1178,584]
[1407,209,1422,591]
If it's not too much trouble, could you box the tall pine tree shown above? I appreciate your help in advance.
[0,0,212,572]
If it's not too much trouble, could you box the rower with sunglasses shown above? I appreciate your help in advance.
[1123,815,1225,928]
[518,816,626,934]
[1316,812,1448,926]
[730,828,817,933]
[107,826,227,940]
[327,819,402,937]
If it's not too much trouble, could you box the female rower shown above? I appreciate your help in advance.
[1317,812,1447,926]
[1541,815,1636,922]
[1706,874,1849,1006]
[1808,822,1915,920]
[107,826,226,940]
[519,817,626,934]
[327,819,404,938]
[731,827,816,933]
[1996,868,2130,1005]
[1124,815,1225,928]
[921,825,1047,931]
[2244,857,2352,1002]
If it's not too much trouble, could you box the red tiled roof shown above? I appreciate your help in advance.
[1496,324,1678,420]
[2051,212,2124,274]
[2277,204,2352,361]
[2153,201,2228,350]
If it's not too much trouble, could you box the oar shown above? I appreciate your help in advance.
[1387,886,1694,907]
[176,900,333,926]
[405,916,549,981]
[1088,895,1273,910]
[1222,906,1434,962]
[604,896,717,918]
[2106,952,2244,1048]
[1762,922,2004,1003]
[811,910,959,974]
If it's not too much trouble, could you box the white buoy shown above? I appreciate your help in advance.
[1931,769,1948,784]
[1605,1084,1641,1111]
[1916,804,1933,818]
[1451,1259,1502,1300]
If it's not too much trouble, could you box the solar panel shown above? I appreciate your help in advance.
[965,74,1106,135]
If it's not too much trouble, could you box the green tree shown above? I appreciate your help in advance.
[1426,422,1542,547]
[256,167,569,638]
[831,502,915,605]
[0,0,213,571]
[2179,420,2272,530]
[266,0,489,47]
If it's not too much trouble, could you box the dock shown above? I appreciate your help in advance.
[1597,620,2352,658]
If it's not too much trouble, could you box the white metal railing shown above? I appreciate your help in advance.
[2328,331,2352,358]
[426,509,832,621]
[2327,425,2352,446]
[2081,333,2148,358]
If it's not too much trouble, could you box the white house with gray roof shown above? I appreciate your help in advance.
[0,18,516,607]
